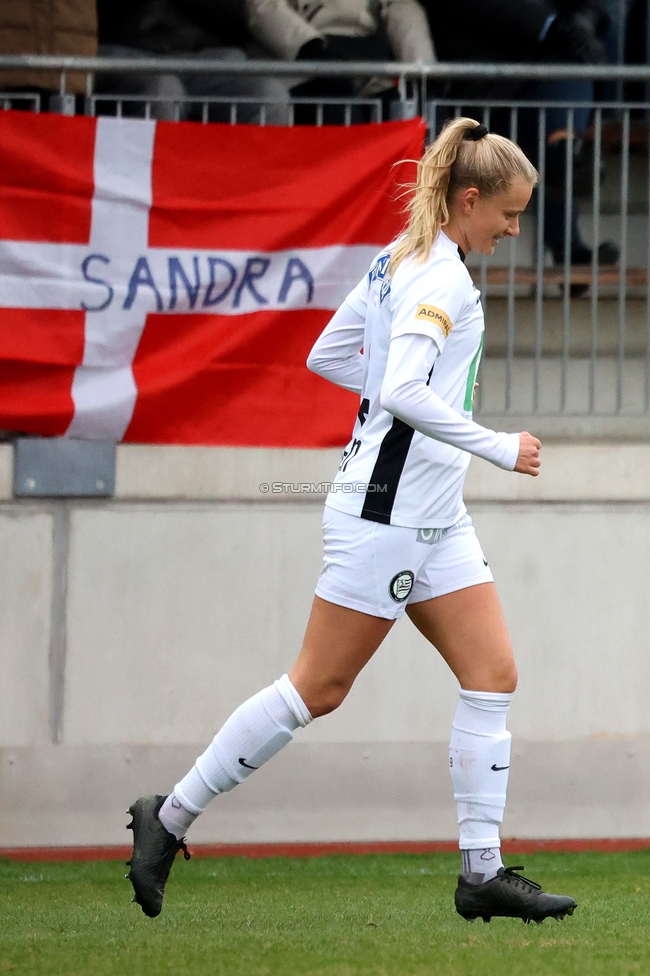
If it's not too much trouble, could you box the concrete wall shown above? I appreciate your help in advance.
[1,442,650,846]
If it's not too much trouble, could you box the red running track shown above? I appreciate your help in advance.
[1,839,649,862]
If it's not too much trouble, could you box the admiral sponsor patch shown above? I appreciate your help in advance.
[415,303,452,337]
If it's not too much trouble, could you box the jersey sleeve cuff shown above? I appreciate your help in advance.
[500,432,521,471]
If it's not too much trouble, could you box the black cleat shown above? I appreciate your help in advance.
[126,794,190,918]
[455,866,577,924]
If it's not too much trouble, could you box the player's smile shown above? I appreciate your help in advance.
[475,179,534,255]
[447,178,534,257]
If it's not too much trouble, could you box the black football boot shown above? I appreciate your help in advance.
[126,794,190,917]
[455,865,577,924]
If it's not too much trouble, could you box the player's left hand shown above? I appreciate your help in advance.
[514,431,541,476]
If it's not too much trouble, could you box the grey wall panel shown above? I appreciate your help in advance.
[2,445,650,845]
[0,512,52,748]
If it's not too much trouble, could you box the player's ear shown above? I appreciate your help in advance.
[458,187,480,214]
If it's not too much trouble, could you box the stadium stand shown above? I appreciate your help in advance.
[96,0,289,122]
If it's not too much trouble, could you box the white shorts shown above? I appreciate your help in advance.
[315,507,494,620]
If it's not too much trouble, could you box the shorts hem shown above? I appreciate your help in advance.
[315,583,402,620]
[408,570,494,605]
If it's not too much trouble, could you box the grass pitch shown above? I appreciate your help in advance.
[1,851,650,976]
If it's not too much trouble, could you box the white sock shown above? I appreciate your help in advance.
[462,847,503,881]
[159,674,312,839]
[449,688,513,883]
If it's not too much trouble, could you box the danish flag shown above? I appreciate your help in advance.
[0,112,423,446]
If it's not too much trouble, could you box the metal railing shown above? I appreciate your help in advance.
[2,56,650,432]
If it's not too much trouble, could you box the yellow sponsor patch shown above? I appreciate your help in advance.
[415,304,452,337]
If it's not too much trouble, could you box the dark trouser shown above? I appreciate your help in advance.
[291,30,393,125]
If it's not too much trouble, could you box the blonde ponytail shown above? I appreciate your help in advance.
[390,117,538,275]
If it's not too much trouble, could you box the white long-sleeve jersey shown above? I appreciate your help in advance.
[307,231,520,528]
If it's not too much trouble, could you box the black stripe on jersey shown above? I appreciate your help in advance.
[360,418,415,525]
[358,398,370,426]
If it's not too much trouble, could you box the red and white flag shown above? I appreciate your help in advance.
[0,112,423,446]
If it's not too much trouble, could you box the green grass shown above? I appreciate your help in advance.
[1,852,650,976]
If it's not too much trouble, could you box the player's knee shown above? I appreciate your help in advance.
[304,679,351,718]
[493,661,518,694]
[462,656,517,694]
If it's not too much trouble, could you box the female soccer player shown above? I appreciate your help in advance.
[127,117,577,924]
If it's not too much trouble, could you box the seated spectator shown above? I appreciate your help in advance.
[423,0,619,275]
[0,0,97,111]
[246,0,436,122]
[601,0,632,70]
[96,0,289,123]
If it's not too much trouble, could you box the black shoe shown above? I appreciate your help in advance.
[455,865,577,924]
[126,794,190,918]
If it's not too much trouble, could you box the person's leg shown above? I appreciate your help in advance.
[96,45,185,120]
[538,80,589,262]
[405,520,576,922]
[163,595,393,836]
[288,597,394,716]
[128,594,393,916]
[407,582,516,882]
[128,506,423,916]
[290,78,358,126]
[532,78,619,268]
[601,0,633,99]
[183,47,290,125]
[539,79,592,141]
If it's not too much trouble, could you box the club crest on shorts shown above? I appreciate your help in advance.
[389,570,414,603]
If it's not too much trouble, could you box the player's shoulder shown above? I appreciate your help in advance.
[391,234,469,295]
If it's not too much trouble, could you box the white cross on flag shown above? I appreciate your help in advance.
[0,112,422,446]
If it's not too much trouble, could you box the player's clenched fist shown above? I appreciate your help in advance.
[514,431,541,476]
